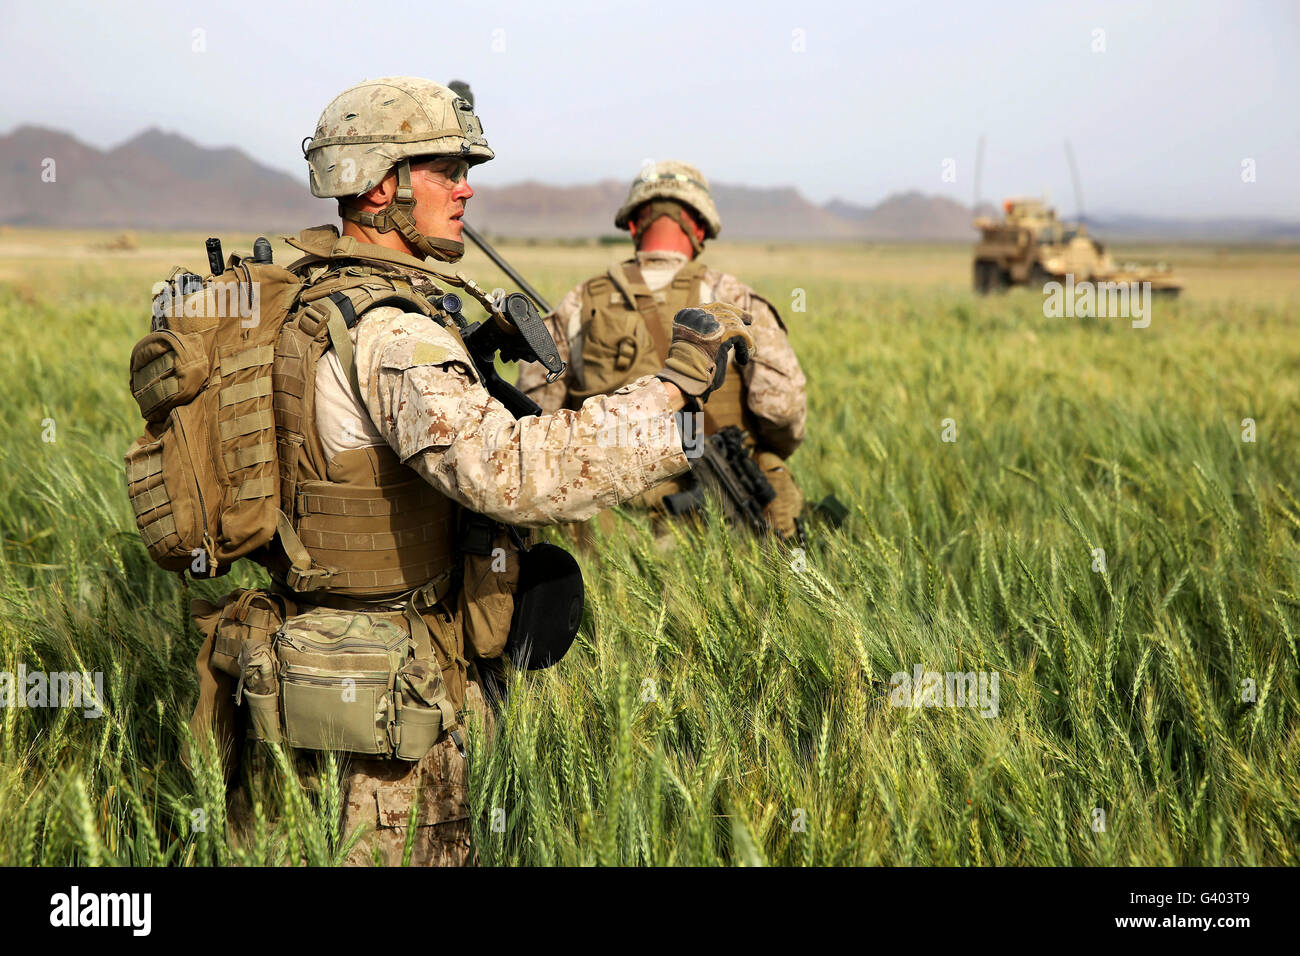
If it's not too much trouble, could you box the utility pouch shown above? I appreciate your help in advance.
[394,659,456,761]
[458,519,522,660]
[237,629,282,743]
[274,608,409,755]
[268,606,457,761]
[194,588,293,678]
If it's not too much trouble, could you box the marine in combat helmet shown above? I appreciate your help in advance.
[516,160,807,539]
[183,78,754,866]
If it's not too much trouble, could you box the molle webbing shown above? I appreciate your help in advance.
[621,259,748,432]
[293,465,456,595]
[586,258,748,433]
[213,337,277,519]
[270,274,460,599]
[611,258,707,365]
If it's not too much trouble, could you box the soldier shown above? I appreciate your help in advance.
[515,161,807,539]
[187,78,754,866]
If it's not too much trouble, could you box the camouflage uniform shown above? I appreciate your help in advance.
[214,80,699,867]
[515,163,807,536]
[517,250,806,458]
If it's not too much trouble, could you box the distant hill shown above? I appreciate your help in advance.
[0,125,332,230]
[824,191,980,240]
[3,125,1298,241]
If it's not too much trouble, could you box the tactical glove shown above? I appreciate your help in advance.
[655,303,756,408]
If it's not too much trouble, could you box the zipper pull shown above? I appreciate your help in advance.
[202,533,219,577]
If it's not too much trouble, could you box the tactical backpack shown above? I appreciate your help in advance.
[124,234,452,578]
[124,244,303,576]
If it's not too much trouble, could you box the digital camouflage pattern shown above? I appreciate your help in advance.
[218,230,690,866]
[305,77,493,200]
[303,268,689,865]
[341,306,689,524]
[614,160,722,239]
[517,251,807,458]
[340,734,472,867]
[337,680,493,868]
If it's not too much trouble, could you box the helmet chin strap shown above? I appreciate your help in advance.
[340,159,465,263]
[634,200,704,257]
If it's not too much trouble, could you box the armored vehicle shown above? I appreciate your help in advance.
[973,198,1181,296]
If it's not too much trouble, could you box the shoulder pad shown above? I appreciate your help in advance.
[282,225,341,259]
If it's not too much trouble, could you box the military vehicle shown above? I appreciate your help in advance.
[972,197,1181,296]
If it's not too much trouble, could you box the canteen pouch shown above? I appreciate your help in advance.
[394,659,456,761]
[129,330,209,422]
[237,637,282,744]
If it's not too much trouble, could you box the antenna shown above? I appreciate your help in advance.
[973,134,986,212]
[1065,139,1085,222]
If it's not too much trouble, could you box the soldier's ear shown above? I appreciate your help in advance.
[357,170,398,212]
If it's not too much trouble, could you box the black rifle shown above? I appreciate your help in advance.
[662,426,776,534]
[434,289,563,418]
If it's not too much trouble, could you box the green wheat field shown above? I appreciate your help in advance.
[1,229,1298,865]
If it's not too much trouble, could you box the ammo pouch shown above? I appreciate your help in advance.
[242,606,456,761]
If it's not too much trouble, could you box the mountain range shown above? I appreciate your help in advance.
[3,125,1297,241]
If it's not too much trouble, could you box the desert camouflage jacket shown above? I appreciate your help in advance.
[515,250,807,458]
[315,300,689,527]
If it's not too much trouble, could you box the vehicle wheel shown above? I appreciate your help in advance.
[1028,264,1053,289]
[973,260,998,294]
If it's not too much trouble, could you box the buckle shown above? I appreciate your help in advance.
[285,565,332,592]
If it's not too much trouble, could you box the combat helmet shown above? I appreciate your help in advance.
[304,76,493,262]
[614,160,722,255]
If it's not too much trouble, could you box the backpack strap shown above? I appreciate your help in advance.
[299,282,437,408]
[609,257,708,365]
[604,260,640,310]
[320,292,364,405]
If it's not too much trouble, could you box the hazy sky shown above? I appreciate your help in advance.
[2,0,1297,218]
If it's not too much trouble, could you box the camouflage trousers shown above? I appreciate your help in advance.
[338,731,472,867]
[228,681,491,867]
